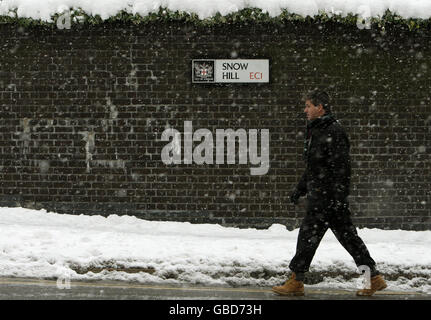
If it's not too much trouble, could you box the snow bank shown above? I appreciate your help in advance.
[0,0,431,22]
[0,207,430,293]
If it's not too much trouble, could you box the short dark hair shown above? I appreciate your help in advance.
[305,89,331,112]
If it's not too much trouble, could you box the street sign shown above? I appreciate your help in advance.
[192,59,269,83]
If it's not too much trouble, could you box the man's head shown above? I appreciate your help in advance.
[303,90,331,121]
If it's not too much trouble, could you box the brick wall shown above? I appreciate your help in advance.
[0,21,430,230]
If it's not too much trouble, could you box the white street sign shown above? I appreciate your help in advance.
[192,59,269,83]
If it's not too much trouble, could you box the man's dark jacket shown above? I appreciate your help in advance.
[296,113,351,208]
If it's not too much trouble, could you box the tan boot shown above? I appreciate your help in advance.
[356,274,387,296]
[272,273,305,296]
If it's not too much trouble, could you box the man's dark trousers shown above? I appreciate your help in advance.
[289,194,377,274]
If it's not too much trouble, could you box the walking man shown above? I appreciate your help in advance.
[272,90,387,297]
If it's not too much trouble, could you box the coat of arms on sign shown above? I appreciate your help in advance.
[192,60,215,82]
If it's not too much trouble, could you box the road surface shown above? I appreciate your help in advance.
[0,277,428,300]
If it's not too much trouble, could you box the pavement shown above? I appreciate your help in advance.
[0,277,429,300]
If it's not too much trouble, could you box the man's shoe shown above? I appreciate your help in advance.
[356,274,387,296]
[272,273,305,296]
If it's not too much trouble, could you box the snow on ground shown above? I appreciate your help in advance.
[0,207,430,294]
[0,0,431,21]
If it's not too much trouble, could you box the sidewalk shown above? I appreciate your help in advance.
[0,207,430,294]
[0,277,428,300]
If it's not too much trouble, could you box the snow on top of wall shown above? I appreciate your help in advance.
[0,0,431,22]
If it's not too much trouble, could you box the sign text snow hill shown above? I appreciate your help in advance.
[192,59,269,83]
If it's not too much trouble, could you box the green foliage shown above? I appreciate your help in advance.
[0,7,430,31]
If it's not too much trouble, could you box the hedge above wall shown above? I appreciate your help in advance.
[1,8,431,32]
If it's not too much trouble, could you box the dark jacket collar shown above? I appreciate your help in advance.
[303,113,337,160]
[307,112,337,132]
